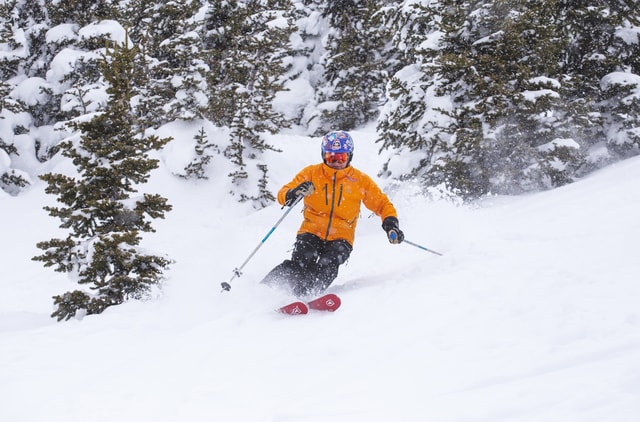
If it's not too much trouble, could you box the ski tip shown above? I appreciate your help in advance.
[308,293,341,312]
[277,301,309,315]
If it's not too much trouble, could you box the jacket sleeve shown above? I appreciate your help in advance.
[361,173,398,221]
[277,166,314,206]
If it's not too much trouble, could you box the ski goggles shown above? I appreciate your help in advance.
[324,152,349,164]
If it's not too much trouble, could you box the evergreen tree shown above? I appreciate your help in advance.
[315,0,392,133]
[47,0,119,27]
[380,0,500,198]
[0,1,36,194]
[376,0,444,183]
[428,1,522,197]
[0,119,31,194]
[379,0,622,199]
[203,0,294,208]
[468,0,586,192]
[33,38,172,321]
[121,0,208,127]
[279,0,329,131]
[5,0,50,79]
[559,1,640,161]
[3,1,126,173]
[601,73,640,158]
[156,4,209,123]
[182,126,219,179]
[0,87,31,195]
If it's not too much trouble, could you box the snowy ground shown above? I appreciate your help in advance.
[1,128,639,421]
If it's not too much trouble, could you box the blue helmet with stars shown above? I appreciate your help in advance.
[321,131,354,165]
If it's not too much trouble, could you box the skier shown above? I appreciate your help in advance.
[261,130,404,297]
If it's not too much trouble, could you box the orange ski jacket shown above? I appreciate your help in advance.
[277,163,398,246]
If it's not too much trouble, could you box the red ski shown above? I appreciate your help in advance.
[277,301,308,315]
[308,293,341,312]
[277,293,341,315]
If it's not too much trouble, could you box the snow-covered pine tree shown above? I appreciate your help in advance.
[121,0,208,127]
[203,0,294,208]
[315,0,392,133]
[0,3,31,195]
[0,0,64,167]
[376,0,445,183]
[473,0,587,192]
[281,0,328,131]
[559,1,640,162]
[47,0,119,27]
[601,73,640,158]
[182,126,219,179]
[117,0,155,43]
[33,37,172,321]
[383,0,595,199]
[394,0,490,198]
[9,0,49,79]
[0,87,30,195]
[0,97,31,194]
[154,1,209,122]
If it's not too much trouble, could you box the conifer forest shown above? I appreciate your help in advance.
[2,1,639,202]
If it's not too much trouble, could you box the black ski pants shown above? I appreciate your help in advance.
[261,232,352,297]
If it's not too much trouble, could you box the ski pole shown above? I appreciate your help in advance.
[221,195,303,292]
[389,232,443,256]
[404,239,443,256]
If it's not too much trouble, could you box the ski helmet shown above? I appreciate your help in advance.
[321,131,354,165]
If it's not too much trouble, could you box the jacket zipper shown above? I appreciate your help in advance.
[324,172,337,240]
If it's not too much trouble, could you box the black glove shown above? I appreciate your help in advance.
[382,216,404,244]
[284,181,315,206]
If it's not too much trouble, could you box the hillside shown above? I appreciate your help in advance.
[1,127,639,421]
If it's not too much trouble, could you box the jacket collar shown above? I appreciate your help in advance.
[321,163,354,178]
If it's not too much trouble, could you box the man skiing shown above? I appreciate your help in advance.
[261,130,404,297]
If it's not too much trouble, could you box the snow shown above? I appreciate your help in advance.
[522,89,560,102]
[1,123,640,421]
[601,72,640,102]
[616,24,640,44]
[47,48,83,83]
[537,138,580,152]
[9,76,53,106]
[0,28,28,58]
[78,20,127,45]
[45,24,79,45]
[266,15,290,30]
[529,76,561,88]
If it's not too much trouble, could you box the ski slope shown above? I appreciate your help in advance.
[1,129,639,422]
